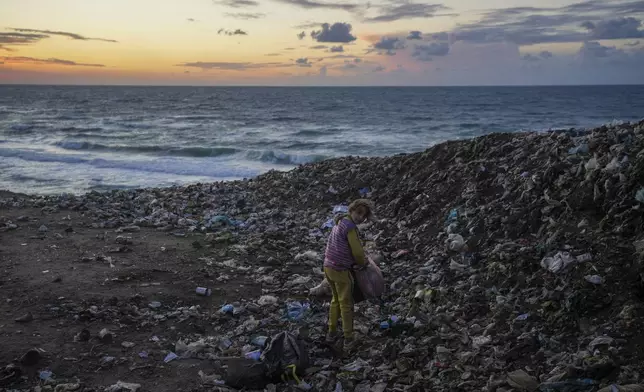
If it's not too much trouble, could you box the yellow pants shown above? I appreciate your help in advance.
[324,267,354,339]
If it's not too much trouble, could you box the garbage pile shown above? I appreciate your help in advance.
[1,120,644,391]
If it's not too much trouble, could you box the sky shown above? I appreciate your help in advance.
[1,0,644,85]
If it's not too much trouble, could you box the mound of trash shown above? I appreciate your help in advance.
[2,120,644,391]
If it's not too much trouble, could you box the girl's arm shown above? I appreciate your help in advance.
[347,229,366,266]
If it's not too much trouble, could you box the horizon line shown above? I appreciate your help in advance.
[1,83,644,88]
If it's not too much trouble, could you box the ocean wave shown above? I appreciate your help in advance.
[0,147,260,178]
[52,139,331,165]
[245,150,330,165]
[54,140,241,158]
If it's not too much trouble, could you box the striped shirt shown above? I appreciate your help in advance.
[324,217,359,271]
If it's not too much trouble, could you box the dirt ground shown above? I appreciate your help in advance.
[0,207,267,391]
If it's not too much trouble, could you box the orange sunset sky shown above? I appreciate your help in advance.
[1,0,644,85]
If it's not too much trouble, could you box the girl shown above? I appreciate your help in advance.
[323,199,373,352]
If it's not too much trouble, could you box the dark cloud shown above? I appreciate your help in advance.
[0,45,14,52]
[310,45,328,49]
[311,23,357,43]
[265,53,282,56]
[187,18,197,22]
[274,0,358,11]
[372,65,386,72]
[372,37,405,55]
[215,0,260,8]
[407,31,423,40]
[319,65,327,76]
[354,58,362,63]
[365,3,452,23]
[412,42,450,61]
[342,63,358,69]
[225,12,266,19]
[540,50,553,59]
[626,40,641,46]
[295,57,312,67]
[0,32,48,45]
[177,61,290,70]
[297,31,306,40]
[285,47,296,50]
[2,56,106,67]
[218,29,248,36]
[10,28,117,43]
[582,17,644,40]
[427,1,644,47]
[330,45,344,52]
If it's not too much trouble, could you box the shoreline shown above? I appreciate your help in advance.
[1,121,644,391]
[0,122,629,200]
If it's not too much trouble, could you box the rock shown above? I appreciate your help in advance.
[116,225,141,233]
[98,328,113,344]
[54,384,81,392]
[104,381,141,392]
[75,329,91,342]
[507,370,539,391]
[257,295,278,306]
[15,312,33,323]
[38,225,48,232]
[20,349,42,366]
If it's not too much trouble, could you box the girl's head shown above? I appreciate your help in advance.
[349,199,374,224]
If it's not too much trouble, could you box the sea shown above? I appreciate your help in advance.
[1,85,643,195]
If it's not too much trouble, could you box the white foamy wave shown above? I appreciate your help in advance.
[245,149,331,165]
[0,147,262,178]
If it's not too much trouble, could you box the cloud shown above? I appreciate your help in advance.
[364,3,451,23]
[330,45,344,52]
[578,41,620,58]
[372,65,386,72]
[215,0,260,8]
[582,17,644,40]
[407,31,423,40]
[225,12,266,19]
[295,57,312,67]
[218,28,248,36]
[422,2,644,47]
[294,21,322,29]
[522,53,540,62]
[372,37,405,55]
[342,63,358,69]
[265,53,282,56]
[310,45,328,49]
[2,56,106,67]
[540,50,553,59]
[354,58,362,63]
[319,65,328,76]
[626,40,641,46]
[273,0,358,11]
[297,31,307,40]
[0,45,15,52]
[0,32,49,45]
[311,23,357,43]
[412,42,450,61]
[10,28,117,43]
[187,18,197,22]
[177,61,291,70]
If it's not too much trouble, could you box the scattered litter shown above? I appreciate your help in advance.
[585,275,604,285]
[163,352,178,363]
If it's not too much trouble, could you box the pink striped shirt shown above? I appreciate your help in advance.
[324,217,357,271]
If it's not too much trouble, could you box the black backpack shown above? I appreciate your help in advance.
[260,332,310,381]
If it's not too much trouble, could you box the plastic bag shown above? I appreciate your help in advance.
[260,332,309,381]
[223,358,269,389]
[353,258,385,300]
